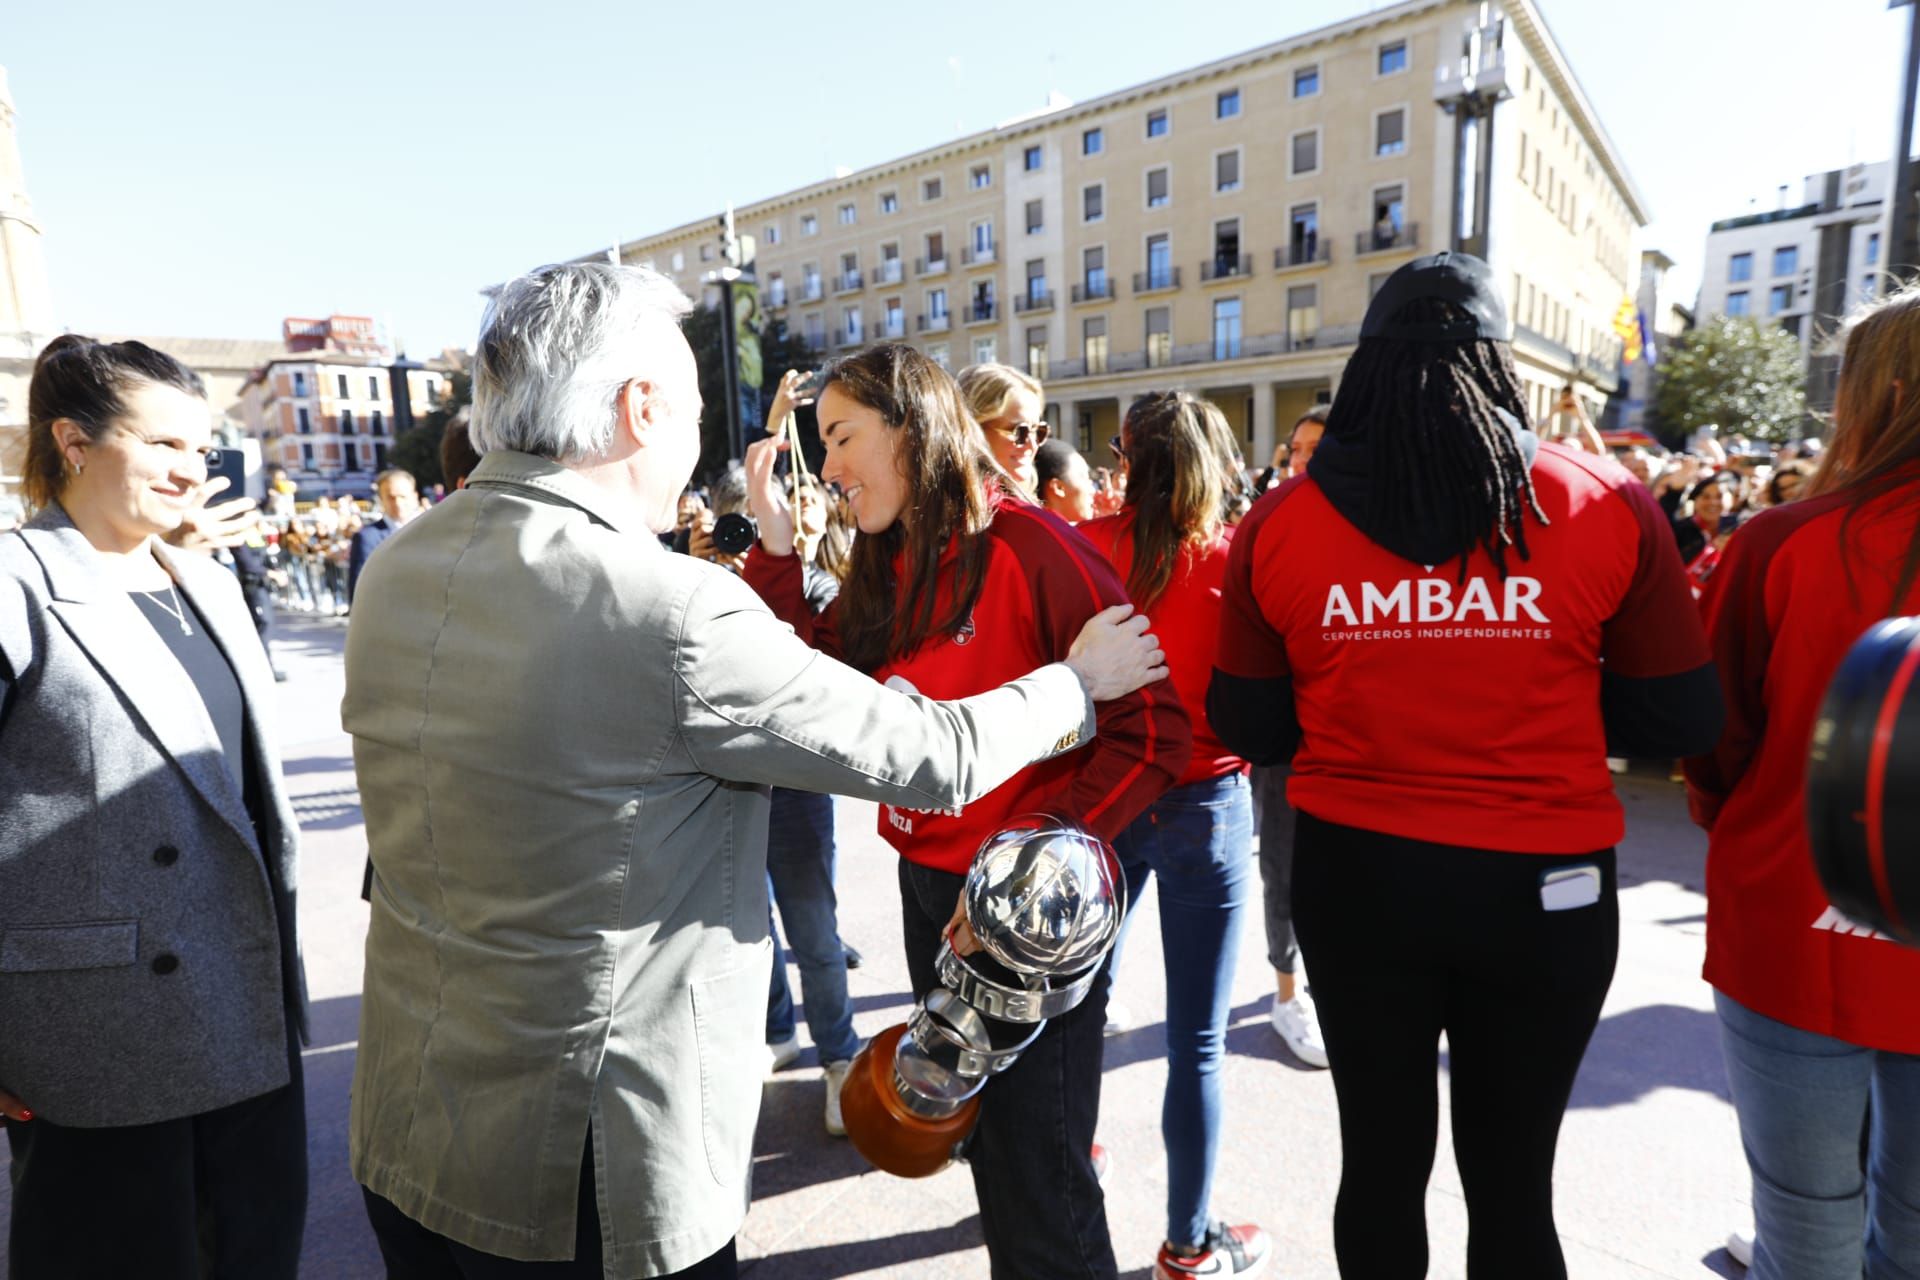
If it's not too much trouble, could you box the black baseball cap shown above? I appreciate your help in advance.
[1359,251,1509,343]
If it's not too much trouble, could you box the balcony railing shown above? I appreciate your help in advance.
[964,302,999,325]
[874,260,904,285]
[800,281,823,302]
[879,315,907,339]
[915,256,949,276]
[832,271,865,294]
[1071,278,1112,303]
[917,312,952,333]
[766,288,788,309]
[1132,266,1182,295]
[962,243,997,266]
[836,327,865,348]
[1200,254,1254,282]
[1274,240,1332,270]
[1013,291,1055,314]
[1041,326,1365,380]
[1355,222,1420,257]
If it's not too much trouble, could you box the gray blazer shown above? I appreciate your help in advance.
[0,506,308,1127]
[344,452,1096,1277]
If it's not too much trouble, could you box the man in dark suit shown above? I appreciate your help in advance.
[347,468,420,605]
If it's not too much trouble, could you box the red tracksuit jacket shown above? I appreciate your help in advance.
[744,496,1191,874]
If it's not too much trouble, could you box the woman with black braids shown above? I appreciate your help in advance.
[1209,253,1724,1279]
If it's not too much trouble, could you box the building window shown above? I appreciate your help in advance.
[1083,127,1104,155]
[300,442,314,468]
[1868,232,1882,266]
[1147,167,1170,208]
[884,298,905,337]
[368,374,381,399]
[1084,183,1105,222]
[972,278,996,321]
[1773,245,1798,276]
[1728,252,1753,283]
[970,164,992,190]
[1025,259,1047,305]
[292,371,307,396]
[1213,297,1242,360]
[671,251,685,270]
[765,223,781,245]
[929,342,950,369]
[1146,233,1172,289]
[297,406,311,433]
[842,306,863,344]
[337,373,351,397]
[801,214,818,236]
[1212,218,1241,276]
[1083,246,1107,298]
[1146,108,1169,138]
[1375,108,1406,156]
[973,336,997,365]
[1769,284,1793,316]
[1024,145,1043,171]
[1864,273,1879,300]
[1027,327,1049,379]
[1215,150,1241,193]
[1287,284,1320,347]
[839,203,857,226]
[879,244,902,282]
[1726,291,1751,317]
[1290,129,1319,176]
[1378,40,1408,75]
[344,441,359,472]
[803,313,825,348]
[1216,88,1241,119]
[700,243,714,261]
[802,263,822,300]
[924,176,943,201]
[926,231,946,267]
[768,272,786,306]
[1083,316,1109,375]
[972,220,994,258]
[1288,202,1319,263]
[929,287,948,319]
[1026,199,1044,234]
[1371,185,1406,248]
[341,408,355,431]
[371,409,385,436]
[879,191,898,215]
[1145,307,1171,367]
[1293,65,1319,98]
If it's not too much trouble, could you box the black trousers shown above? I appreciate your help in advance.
[1290,812,1618,1280]
[362,1134,737,1279]
[6,1031,307,1280]
[898,858,1118,1280]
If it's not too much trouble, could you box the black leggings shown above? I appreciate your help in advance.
[1291,812,1618,1280]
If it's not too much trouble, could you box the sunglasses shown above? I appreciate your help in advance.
[988,420,1051,446]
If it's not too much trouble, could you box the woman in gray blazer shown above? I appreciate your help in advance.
[0,335,308,1279]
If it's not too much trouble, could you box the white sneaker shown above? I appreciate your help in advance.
[1607,756,1629,774]
[1103,1000,1132,1037]
[767,1033,801,1076]
[823,1060,852,1137]
[1270,993,1329,1068]
[1726,1228,1753,1268]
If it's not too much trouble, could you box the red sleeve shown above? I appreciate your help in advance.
[994,506,1192,839]
[1602,478,1713,676]
[1681,500,1831,828]
[740,547,847,664]
[1215,480,1300,680]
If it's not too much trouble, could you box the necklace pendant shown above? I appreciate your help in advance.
[178,618,192,636]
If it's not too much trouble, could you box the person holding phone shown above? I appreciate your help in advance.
[1211,254,1722,1278]
[743,343,1190,1280]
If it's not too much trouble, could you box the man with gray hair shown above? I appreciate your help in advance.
[342,261,1168,1278]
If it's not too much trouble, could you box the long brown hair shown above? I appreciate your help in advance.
[824,343,1001,670]
[1120,390,1230,607]
[1806,282,1920,612]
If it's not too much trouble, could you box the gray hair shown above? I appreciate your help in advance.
[471,261,693,464]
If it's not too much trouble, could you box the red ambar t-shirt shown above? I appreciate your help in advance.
[744,498,1191,874]
[1217,445,1708,853]
[1686,472,1920,1052]
[1077,509,1247,787]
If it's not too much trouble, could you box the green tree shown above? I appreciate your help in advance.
[683,302,818,485]
[387,369,471,493]
[1652,315,1808,444]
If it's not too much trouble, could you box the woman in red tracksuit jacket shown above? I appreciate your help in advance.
[741,342,1191,1280]
[1077,390,1270,1280]
[1684,284,1920,1280]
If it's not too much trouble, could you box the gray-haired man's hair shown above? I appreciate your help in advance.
[471,262,693,464]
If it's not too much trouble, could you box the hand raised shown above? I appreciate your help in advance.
[1064,604,1168,701]
[742,435,797,557]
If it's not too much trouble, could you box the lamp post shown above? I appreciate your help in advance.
[1434,3,1511,262]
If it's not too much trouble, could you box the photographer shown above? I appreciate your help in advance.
[1684,282,1920,1280]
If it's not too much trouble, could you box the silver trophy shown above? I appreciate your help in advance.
[840,816,1125,1177]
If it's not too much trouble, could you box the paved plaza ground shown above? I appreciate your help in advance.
[4,613,1755,1278]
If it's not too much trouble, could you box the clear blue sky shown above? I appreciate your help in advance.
[7,0,1907,353]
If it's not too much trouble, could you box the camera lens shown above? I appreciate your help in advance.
[711,512,758,557]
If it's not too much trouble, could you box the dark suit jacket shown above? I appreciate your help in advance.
[347,517,397,604]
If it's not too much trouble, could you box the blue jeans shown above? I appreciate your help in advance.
[763,789,859,1064]
[1717,990,1920,1280]
[1109,772,1254,1250]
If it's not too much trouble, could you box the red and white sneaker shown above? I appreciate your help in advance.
[1153,1221,1272,1279]
[1090,1143,1111,1183]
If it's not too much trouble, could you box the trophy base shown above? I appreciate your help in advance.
[840,1023,981,1178]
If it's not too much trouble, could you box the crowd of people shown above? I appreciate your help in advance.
[2,251,1917,1280]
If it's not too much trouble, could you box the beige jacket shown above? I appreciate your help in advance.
[343,452,1095,1277]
